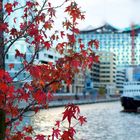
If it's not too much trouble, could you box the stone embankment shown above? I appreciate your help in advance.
[49,97,120,108]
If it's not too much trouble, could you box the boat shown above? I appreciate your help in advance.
[121,81,140,110]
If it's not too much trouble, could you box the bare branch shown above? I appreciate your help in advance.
[42,0,66,11]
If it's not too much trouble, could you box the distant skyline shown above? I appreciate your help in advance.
[76,0,140,29]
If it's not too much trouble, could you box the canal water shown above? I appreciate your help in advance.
[26,101,140,140]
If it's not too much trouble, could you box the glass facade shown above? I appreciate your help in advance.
[77,24,140,67]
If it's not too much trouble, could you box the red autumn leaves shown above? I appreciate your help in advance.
[1,0,100,139]
[51,104,87,140]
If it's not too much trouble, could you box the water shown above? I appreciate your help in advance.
[29,101,140,140]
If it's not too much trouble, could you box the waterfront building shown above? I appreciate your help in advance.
[78,24,140,67]
[98,51,116,95]
[90,62,100,90]
[5,39,32,83]
[72,70,85,93]
[125,66,140,82]
[133,66,140,81]
[116,68,125,94]
[125,67,134,81]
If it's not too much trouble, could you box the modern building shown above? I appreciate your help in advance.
[5,39,32,83]
[116,68,125,94]
[90,62,100,90]
[78,24,140,67]
[133,66,140,81]
[72,70,85,93]
[98,51,117,95]
[125,66,140,82]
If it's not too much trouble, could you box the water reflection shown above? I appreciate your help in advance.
[30,102,140,140]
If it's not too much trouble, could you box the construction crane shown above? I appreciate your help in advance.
[131,24,135,66]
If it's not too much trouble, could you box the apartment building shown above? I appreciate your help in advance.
[98,51,116,95]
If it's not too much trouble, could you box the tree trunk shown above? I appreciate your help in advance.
[0,111,6,140]
[0,0,6,139]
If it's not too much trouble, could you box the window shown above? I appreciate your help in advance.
[23,73,26,78]
[48,55,53,59]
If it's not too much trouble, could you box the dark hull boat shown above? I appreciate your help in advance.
[121,82,140,111]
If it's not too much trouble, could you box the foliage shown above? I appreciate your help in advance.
[0,0,99,139]
[98,87,106,96]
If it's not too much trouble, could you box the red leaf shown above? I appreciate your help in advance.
[62,104,80,125]
[48,2,51,7]
[72,60,80,68]
[72,28,79,34]
[33,90,47,104]
[65,2,81,22]
[26,1,34,7]
[61,131,72,140]
[78,38,82,43]
[8,63,14,70]
[80,44,84,50]
[60,31,65,38]
[63,20,72,30]
[55,121,60,128]
[10,28,18,37]
[93,39,99,49]
[24,136,33,140]
[67,34,76,44]
[88,39,99,49]
[0,22,8,32]
[68,127,76,137]
[35,135,46,140]
[52,128,60,140]
[81,50,87,57]
[5,3,13,15]
[44,22,52,30]
[15,49,25,58]
[48,8,56,17]
[21,93,29,102]
[47,91,53,101]
[94,55,99,62]
[13,1,18,7]
[23,126,33,134]
[44,41,51,50]
[78,116,87,125]
[14,17,17,23]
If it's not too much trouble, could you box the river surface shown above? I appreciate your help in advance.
[24,101,140,140]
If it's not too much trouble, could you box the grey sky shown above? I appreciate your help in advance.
[75,0,140,29]
[48,0,140,30]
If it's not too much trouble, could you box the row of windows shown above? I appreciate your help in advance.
[6,53,59,63]
[81,33,131,38]
[124,90,140,92]
[124,83,140,85]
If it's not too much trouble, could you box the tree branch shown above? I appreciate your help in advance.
[4,0,48,56]
[6,101,36,126]
[4,5,26,21]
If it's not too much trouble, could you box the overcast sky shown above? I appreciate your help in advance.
[75,0,140,29]
[53,0,140,30]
